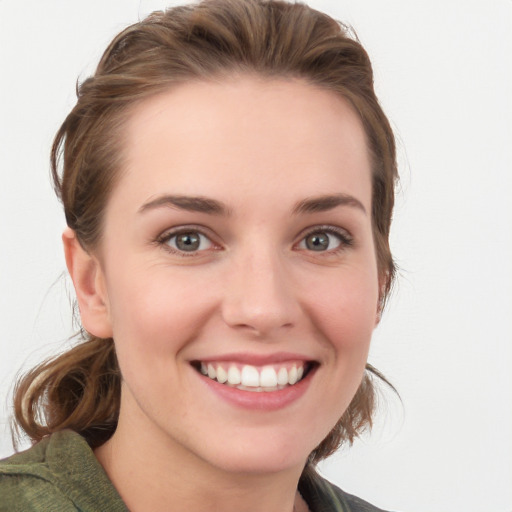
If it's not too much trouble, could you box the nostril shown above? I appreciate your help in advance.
[220,265,301,336]
[221,303,299,338]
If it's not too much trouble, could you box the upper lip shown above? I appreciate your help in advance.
[191,352,315,366]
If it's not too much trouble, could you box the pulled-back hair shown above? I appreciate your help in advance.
[13,0,398,465]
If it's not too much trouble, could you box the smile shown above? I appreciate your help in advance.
[194,361,311,392]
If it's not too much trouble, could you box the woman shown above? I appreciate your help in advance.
[0,1,398,510]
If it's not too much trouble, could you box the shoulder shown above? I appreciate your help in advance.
[299,467,395,512]
[329,482,393,512]
[0,432,78,511]
[0,430,127,512]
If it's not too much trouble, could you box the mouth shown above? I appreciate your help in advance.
[191,360,315,392]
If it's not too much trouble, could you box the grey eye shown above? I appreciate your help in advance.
[302,231,342,252]
[175,232,200,251]
[168,231,213,252]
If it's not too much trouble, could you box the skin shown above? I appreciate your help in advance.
[63,76,381,512]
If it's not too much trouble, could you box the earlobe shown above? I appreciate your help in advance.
[62,228,113,338]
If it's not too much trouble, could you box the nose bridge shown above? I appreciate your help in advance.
[221,239,299,336]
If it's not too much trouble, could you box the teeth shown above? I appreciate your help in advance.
[277,367,288,386]
[288,365,298,385]
[216,365,228,384]
[227,366,241,385]
[241,365,260,387]
[260,366,278,387]
[198,362,307,390]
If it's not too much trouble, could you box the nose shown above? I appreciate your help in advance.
[221,247,301,338]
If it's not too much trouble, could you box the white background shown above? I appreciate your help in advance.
[0,1,511,511]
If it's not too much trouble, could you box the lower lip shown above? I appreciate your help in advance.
[197,367,315,411]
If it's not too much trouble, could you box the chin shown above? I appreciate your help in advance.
[185,425,322,476]
[205,446,308,476]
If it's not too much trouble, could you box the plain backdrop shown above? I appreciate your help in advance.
[1,1,511,511]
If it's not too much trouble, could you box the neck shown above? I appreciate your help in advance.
[95,399,308,512]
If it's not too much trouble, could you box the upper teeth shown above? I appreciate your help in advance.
[199,362,305,390]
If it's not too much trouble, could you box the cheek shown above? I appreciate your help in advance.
[305,269,379,354]
[104,266,216,361]
[302,273,378,442]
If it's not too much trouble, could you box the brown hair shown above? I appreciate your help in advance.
[13,0,398,465]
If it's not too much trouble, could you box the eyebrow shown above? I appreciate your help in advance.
[138,192,366,216]
[138,195,230,215]
[292,193,367,215]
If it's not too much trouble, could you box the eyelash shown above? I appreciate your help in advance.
[155,225,353,256]
[296,225,354,254]
[156,225,219,257]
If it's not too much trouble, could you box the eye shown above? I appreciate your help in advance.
[297,227,352,252]
[160,229,214,253]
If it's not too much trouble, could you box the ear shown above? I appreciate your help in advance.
[375,300,383,326]
[375,273,389,327]
[62,228,113,338]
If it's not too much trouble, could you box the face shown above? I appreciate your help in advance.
[84,77,380,475]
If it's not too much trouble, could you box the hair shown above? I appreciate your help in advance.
[13,0,398,466]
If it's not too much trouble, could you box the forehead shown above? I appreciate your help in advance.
[112,76,372,213]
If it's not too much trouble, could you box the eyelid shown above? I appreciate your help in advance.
[295,225,354,251]
[156,224,221,255]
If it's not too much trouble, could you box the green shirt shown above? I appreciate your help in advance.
[0,431,389,512]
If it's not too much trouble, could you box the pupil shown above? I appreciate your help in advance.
[306,233,328,251]
[176,233,200,251]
